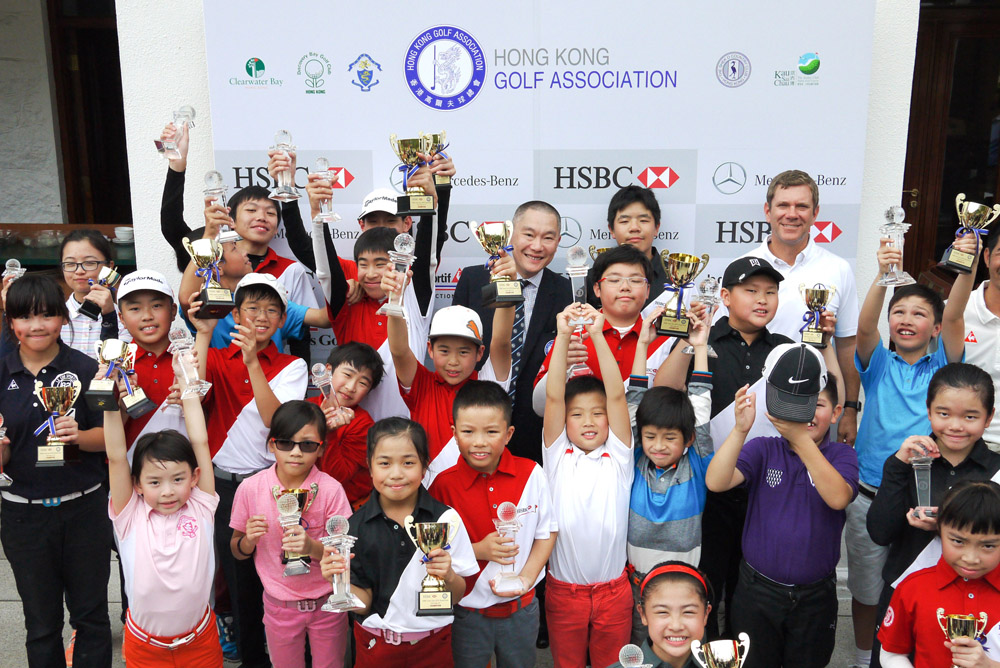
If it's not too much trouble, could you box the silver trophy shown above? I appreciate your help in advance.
[682,277,720,358]
[618,644,652,668]
[154,105,195,159]
[691,632,750,668]
[311,157,342,225]
[0,412,12,487]
[377,233,417,317]
[492,502,523,594]
[3,259,25,282]
[912,455,935,517]
[203,170,228,209]
[877,206,916,287]
[168,328,212,399]
[269,130,301,202]
[321,516,364,612]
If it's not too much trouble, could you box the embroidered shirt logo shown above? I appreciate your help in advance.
[883,605,894,627]
[177,515,198,539]
[766,468,783,488]
[6,380,17,390]
[966,331,978,343]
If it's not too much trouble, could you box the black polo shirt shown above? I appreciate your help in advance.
[676,316,792,418]
[0,342,104,499]
[349,486,454,622]
[868,437,1000,585]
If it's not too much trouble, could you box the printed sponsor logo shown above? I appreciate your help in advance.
[404,25,486,110]
[298,52,331,94]
[712,162,747,195]
[349,53,382,92]
[716,52,751,87]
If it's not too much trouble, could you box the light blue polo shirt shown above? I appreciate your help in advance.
[182,300,308,350]
[854,338,959,486]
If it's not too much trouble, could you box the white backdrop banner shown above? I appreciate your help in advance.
[202,1,875,358]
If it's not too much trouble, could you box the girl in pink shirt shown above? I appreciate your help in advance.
[103,355,222,666]
[230,400,352,668]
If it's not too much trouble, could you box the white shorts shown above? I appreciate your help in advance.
[844,491,890,606]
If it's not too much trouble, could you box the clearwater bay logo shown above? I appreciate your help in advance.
[230,57,283,88]
[349,53,381,92]
[716,52,751,88]
[404,25,486,110]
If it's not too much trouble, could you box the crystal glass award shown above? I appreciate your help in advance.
[269,130,302,202]
[377,234,416,317]
[877,206,916,287]
[168,328,212,398]
[204,170,228,209]
[565,246,594,378]
[154,105,195,159]
[2,259,25,282]
[320,516,364,612]
[491,502,523,594]
[311,157,342,225]
[682,277,720,358]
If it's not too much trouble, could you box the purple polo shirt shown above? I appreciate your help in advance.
[736,435,859,585]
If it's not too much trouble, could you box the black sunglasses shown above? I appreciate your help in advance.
[271,438,322,453]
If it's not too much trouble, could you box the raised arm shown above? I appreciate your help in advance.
[103,370,133,514]
[588,306,631,446]
[159,123,196,273]
[177,364,214,495]
[311,217,349,318]
[857,239,894,368]
[268,149,316,272]
[544,304,577,447]
[705,385,754,492]
[487,252,516,383]
[940,233,980,362]
[381,268,419,387]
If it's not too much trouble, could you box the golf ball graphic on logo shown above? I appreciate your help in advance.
[798,53,820,75]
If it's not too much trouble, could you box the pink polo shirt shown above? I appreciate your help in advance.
[230,464,352,601]
[110,486,219,637]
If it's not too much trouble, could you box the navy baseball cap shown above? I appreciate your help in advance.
[722,257,784,288]
[763,343,828,422]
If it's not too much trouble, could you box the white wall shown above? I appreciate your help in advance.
[0,0,63,224]
[115,0,921,304]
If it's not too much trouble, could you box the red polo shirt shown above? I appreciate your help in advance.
[330,297,389,352]
[879,557,1000,667]
[533,314,670,384]
[124,344,187,449]
[254,247,295,279]
[339,257,358,281]
[308,395,374,509]
[401,363,479,461]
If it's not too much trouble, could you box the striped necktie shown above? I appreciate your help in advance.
[509,283,527,400]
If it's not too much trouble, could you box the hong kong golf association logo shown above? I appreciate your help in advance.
[404,25,486,110]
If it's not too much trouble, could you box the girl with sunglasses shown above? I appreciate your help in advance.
[229,400,352,668]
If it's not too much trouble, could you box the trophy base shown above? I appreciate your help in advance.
[434,174,452,196]
[36,441,80,467]
[492,573,523,595]
[941,247,975,274]
[270,185,302,202]
[376,302,406,317]
[313,211,341,225]
[180,380,212,399]
[656,314,691,339]
[86,381,118,412]
[801,329,826,349]
[283,559,311,577]
[396,193,436,218]
[195,287,235,320]
[123,391,156,419]
[415,590,453,617]
[682,344,719,358]
[481,280,524,309]
[77,298,103,322]
[877,271,916,287]
[322,592,365,613]
[0,473,12,488]
[567,363,594,380]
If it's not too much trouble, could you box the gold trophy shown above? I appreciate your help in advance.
[937,609,988,668]
[78,266,123,321]
[117,344,156,418]
[183,237,235,319]
[471,220,523,309]
[691,632,750,668]
[656,251,710,338]
[405,510,460,616]
[941,193,1000,274]
[390,134,435,217]
[798,283,837,349]
[273,484,319,576]
[34,379,82,467]
[589,245,611,261]
[421,131,450,191]
[87,339,127,411]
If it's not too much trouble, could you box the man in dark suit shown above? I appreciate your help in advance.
[453,201,572,464]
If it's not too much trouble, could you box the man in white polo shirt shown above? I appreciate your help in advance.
[718,169,862,445]
[963,231,1000,452]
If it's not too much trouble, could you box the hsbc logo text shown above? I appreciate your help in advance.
[553,165,680,190]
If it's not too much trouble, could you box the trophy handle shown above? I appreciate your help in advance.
[937,608,948,635]
[301,482,319,513]
[988,204,1000,228]
[977,612,989,638]
[70,380,82,406]
[690,639,707,668]
[956,193,967,219]
[403,515,420,548]
[441,508,461,547]
[737,632,750,661]
[690,254,710,284]
[182,237,196,258]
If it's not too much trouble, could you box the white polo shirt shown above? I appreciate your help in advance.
[542,428,633,585]
[716,238,859,342]
[962,281,1000,446]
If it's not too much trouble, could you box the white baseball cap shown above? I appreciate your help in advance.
[429,305,484,345]
[235,272,288,307]
[116,270,176,303]
[359,188,400,219]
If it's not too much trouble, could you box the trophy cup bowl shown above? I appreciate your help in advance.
[942,193,1000,273]
[421,131,451,189]
[36,384,81,466]
[117,344,156,418]
[656,252,710,339]
[390,134,435,217]
[938,609,988,644]
[87,339,126,411]
[472,220,523,309]
[798,283,836,348]
[691,632,750,668]
[78,266,123,321]
[407,520,455,616]
[184,238,235,319]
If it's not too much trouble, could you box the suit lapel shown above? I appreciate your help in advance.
[525,269,558,347]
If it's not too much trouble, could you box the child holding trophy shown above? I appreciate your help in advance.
[879,481,1000,668]
[0,274,111,665]
[230,400,352,668]
[541,302,635,668]
[320,417,478,667]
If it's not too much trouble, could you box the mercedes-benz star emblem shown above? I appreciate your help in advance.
[713,162,747,195]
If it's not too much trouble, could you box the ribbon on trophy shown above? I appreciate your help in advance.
[100,351,139,397]
[397,159,426,194]
[195,261,222,288]
[483,244,514,269]
[33,412,58,438]
[430,141,449,161]
[957,225,989,259]
[799,303,826,336]
[664,280,695,319]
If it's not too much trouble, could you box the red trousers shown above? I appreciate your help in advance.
[545,570,633,668]
[354,623,453,668]
[122,609,223,667]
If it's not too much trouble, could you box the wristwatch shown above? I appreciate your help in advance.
[844,400,862,412]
